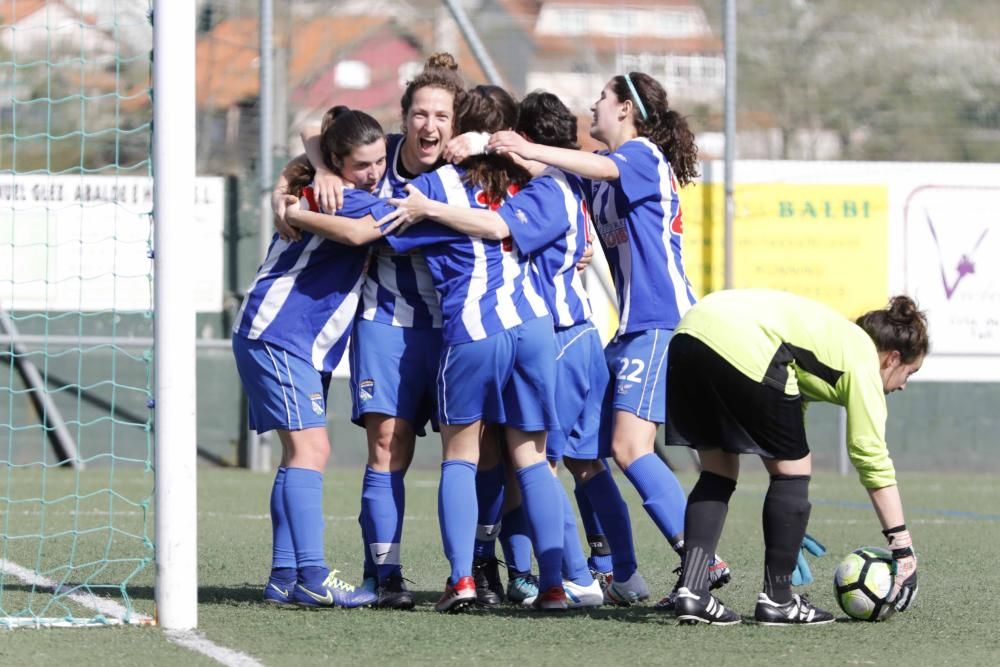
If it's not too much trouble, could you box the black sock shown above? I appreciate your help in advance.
[679,471,737,593]
[762,474,811,604]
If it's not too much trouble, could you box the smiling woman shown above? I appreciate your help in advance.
[269,53,468,611]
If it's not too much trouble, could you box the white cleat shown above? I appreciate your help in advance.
[563,578,604,609]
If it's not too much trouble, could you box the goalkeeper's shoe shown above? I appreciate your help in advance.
[656,554,733,612]
[675,587,741,626]
[263,578,295,605]
[604,571,650,606]
[506,573,539,606]
[754,592,834,626]
[563,578,604,609]
[434,576,477,613]
[471,556,504,606]
[376,574,415,611]
[532,586,568,612]
[292,570,377,608]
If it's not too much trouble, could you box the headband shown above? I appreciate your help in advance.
[624,73,648,121]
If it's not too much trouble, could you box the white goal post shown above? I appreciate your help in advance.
[152,0,198,630]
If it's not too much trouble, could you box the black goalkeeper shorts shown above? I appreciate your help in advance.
[665,333,810,461]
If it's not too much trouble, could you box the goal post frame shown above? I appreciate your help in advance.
[152,0,198,631]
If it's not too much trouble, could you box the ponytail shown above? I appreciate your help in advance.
[611,72,699,186]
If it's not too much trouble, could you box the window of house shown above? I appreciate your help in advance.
[335,60,370,90]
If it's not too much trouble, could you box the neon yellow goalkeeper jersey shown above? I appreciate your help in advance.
[675,288,896,489]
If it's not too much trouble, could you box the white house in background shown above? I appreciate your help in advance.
[0,0,118,58]
[520,0,724,112]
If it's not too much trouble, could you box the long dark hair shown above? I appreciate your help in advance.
[400,52,465,133]
[320,106,384,172]
[610,72,698,186]
[856,295,930,363]
[457,85,530,205]
[516,90,579,149]
[285,106,383,196]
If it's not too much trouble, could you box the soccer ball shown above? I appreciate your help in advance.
[833,546,894,621]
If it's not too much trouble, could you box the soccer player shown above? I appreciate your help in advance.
[666,289,924,625]
[489,73,730,604]
[288,85,569,613]
[381,90,611,609]
[233,107,393,609]
[271,54,465,610]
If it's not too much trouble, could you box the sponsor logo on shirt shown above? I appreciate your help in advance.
[359,379,375,402]
[599,220,629,248]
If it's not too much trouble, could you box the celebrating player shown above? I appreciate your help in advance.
[382,90,612,609]
[271,53,465,610]
[233,107,392,609]
[489,73,730,605]
[287,85,569,613]
[666,289,924,625]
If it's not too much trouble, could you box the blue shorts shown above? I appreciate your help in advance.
[232,334,331,433]
[438,316,559,431]
[604,328,672,424]
[349,319,442,436]
[546,322,611,462]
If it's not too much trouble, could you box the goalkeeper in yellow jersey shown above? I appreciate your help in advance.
[665,289,926,625]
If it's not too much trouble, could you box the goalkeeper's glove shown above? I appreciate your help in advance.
[884,524,918,612]
[791,532,826,586]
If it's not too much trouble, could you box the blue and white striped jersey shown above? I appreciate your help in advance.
[382,164,549,345]
[499,167,593,329]
[590,137,696,335]
[232,187,393,372]
[361,132,442,329]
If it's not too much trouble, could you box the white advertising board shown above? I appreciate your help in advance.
[1,174,225,313]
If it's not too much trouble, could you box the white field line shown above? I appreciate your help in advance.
[164,629,265,667]
[0,558,262,667]
[0,558,150,623]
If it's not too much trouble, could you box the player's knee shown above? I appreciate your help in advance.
[564,456,603,481]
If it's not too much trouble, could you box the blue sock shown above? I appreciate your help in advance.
[558,476,592,585]
[283,467,327,581]
[623,453,687,547]
[573,478,613,574]
[359,508,375,581]
[361,467,405,581]
[439,460,477,584]
[269,467,296,581]
[499,504,533,576]
[473,464,505,560]
[582,466,638,581]
[516,461,563,591]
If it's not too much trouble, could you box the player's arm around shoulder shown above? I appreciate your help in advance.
[286,189,384,247]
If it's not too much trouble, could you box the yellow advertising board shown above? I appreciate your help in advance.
[680,183,889,318]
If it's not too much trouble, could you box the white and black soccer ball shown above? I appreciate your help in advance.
[833,546,894,621]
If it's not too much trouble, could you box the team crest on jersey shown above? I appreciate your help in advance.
[359,379,375,402]
[309,392,324,416]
